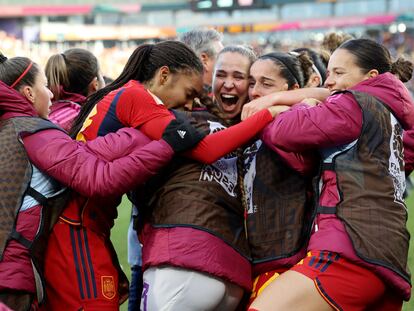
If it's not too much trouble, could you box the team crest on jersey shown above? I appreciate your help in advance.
[101,276,116,299]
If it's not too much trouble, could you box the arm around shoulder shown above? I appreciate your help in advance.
[23,128,174,197]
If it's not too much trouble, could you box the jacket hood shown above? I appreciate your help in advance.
[351,72,414,130]
[0,81,38,119]
[54,85,86,105]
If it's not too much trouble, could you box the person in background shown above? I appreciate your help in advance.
[321,31,353,54]
[103,75,114,85]
[291,48,329,88]
[179,28,224,96]
[126,205,142,311]
[45,48,105,131]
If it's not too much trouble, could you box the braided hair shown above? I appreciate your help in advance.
[70,40,203,137]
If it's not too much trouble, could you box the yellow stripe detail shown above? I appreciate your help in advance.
[59,216,81,226]
[250,275,260,300]
[256,272,279,297]
[76,105,98,142]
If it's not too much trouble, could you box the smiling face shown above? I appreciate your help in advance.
[248,59,290,100]
[324,48,371,93]
[213,52,251,120]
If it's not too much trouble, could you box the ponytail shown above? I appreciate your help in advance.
[391,57,413,83]
[45,48,100,101]
[292,47,328,86]
[45,53,69,100]
[294,52,314,88]
[70,41,203,137]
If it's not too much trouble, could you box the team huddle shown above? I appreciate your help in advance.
[0,29,413,311]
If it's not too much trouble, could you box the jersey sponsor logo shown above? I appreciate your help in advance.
[101,276,116,300]
[177,130,186,138]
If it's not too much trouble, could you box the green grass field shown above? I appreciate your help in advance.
[111,195,414,311]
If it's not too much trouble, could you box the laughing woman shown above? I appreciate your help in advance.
[139,45,267,311]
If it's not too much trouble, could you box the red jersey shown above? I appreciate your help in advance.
[78,80,273,164]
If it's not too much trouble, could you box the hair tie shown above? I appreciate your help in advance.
[311,64,323,87]
[10,62,33,88]
[61,53,67,61]
[0,54,7,64]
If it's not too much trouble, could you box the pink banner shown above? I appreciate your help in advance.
[271,14,397,31]
[0,4,141,17]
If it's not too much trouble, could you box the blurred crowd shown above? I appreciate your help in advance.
[1,28,414,93]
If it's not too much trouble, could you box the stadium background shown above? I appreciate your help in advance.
[0,0,413,309]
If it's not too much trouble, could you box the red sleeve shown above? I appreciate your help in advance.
[186,109,273,164]
[115,85,273,163]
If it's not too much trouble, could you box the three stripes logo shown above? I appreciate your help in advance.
[308,251,340,272]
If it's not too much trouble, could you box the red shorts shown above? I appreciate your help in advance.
[291,251,403,311]
[248,268,287,307]
[40,220,120,311]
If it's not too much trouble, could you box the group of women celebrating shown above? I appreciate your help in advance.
[0,33,413,311]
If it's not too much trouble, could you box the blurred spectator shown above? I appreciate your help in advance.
[179,28,224,89]
[321,31,354,53]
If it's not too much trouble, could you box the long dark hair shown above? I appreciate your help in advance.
[45,48,100,100]
[339,38,413,83]
[70,40,203,137]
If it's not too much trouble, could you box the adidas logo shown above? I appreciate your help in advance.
[177,130,186,139]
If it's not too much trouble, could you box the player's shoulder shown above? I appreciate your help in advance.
[122,80,164,106]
